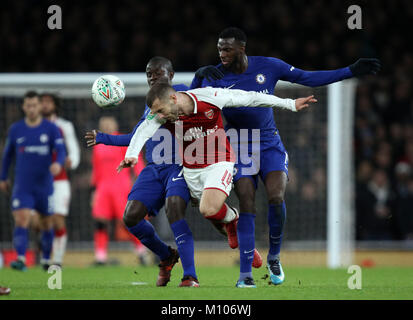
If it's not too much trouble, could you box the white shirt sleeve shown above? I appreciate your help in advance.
[188,87,297,111]
[125,113,165,159]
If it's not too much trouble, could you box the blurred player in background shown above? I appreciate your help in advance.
[39,93,81,266]
[0,91,66,271]
[120,83,315,287]
[191,27,381,286]
[86,57,199,287]
[90,116,148,266]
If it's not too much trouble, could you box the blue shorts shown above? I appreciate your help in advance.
[11,185,54,215]
[128,163,190,216]
[233,140,289,189]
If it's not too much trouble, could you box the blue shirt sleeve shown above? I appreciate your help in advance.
[0,127,15,181]
[96,127,138,146]
[190,76,203,89]
[274,58,353,87]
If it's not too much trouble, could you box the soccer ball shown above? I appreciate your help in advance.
[91,75,125,108]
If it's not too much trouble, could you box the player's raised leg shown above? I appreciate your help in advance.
[123,199,179,287]
[265,170,287,285]
[10,209,31,271]
[200,187,240,249]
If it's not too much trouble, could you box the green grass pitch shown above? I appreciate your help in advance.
[0,265,412,300]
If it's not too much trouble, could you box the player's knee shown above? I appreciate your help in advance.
[165,196,186,224]
[268,193,285,205]
[199,203,221,218]
[123,201,146,228]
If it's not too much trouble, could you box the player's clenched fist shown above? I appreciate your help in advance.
[117,157,138,173]
[295,95,317,111]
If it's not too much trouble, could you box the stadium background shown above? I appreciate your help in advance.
[0,0,413,267]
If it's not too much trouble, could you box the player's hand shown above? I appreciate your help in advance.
[349,58,381,77]
[85,130,98,147]
[0,180,11,195]
[295,95,317,111]
[195,65,224,82]
[64,157,72,169]
[50,162,62,176]
[116,157,138,173]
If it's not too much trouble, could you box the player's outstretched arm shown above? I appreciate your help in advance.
[124,113,164,162]
[203,87,314,112]
[85,128,137,148]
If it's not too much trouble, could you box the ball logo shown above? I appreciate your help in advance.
[40,134,49,143]
[204,109,214,119]
[256,74,266,84]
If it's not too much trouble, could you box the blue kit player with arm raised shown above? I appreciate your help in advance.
[191,27,381,287]
[0,91,66,271]
[85,57,199,287]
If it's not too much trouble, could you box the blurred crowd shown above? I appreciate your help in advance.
[0,0,412,241]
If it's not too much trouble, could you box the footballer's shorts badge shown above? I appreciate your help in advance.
[256,74,266,84]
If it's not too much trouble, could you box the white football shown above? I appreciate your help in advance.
[91,75,125,108]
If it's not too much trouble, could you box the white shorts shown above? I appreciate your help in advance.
[52,180,71,216]
[183,161,235,200]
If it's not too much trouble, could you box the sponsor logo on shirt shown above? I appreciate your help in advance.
[183,125,219,141]
[255,73,266,84]
[40,134,49,143]
[16,137,25,144]
[21,145,50,155]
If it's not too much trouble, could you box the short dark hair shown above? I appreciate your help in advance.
[218,27,247,45]
[147,56,174,73]
[40,92,61,109]
[24,90,38,99]
[146,83,175,108]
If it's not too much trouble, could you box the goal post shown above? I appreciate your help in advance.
[327,80,357,268]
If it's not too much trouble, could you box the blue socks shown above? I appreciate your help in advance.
[13,227,29,258]
[237,213,255,281]
[127,220,170,261]
[41,229,55,260]
[267,202,286,261]
[171,219,197,279]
